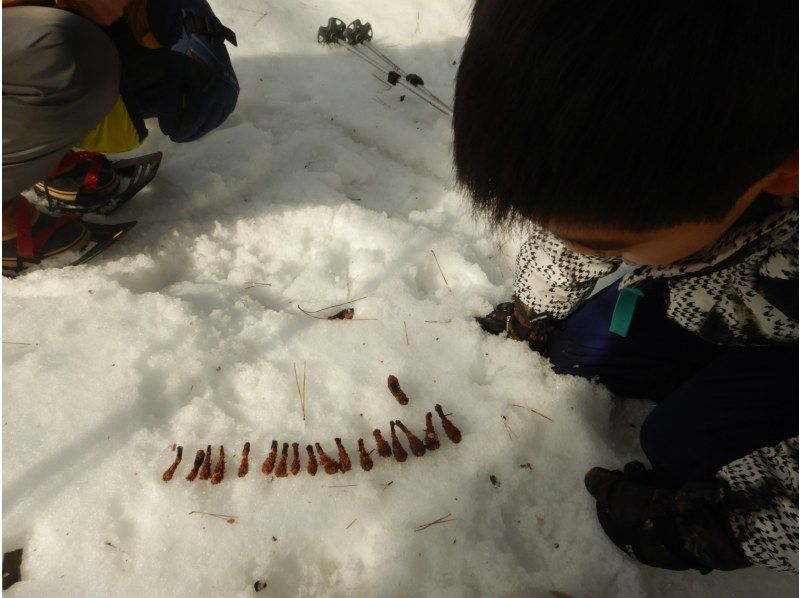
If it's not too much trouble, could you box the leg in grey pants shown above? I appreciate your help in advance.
[2,7,120,201]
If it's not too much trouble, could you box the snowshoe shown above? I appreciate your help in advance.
[2,195,136,278]
[34,150,162,215]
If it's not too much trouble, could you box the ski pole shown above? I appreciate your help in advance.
[317,18,453,117]
[344,20,454,115]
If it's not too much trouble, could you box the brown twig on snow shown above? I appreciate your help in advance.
[186,449,205,481]
[373,429,392,458]
[210,446,225,485]
[244,281,271,290]
[335,438,352,472]
[198,445,213,480]
[162,446,183,482]
[511,404,554,422]
[306,444,318,475]
[189,511,236,524]
[387,375,409,405]
[275,443,289,477]
[501,416,517,440]
[435,404,462,443]
[346,518,358,530]
[298,296,367,314]
[238,442,250,477]
[403,321,410,345]
[424,412,441,450]
[414,513,457,532]
[395,420,426,457]
[315,442,340,475]
[297,296,376,320]
[290,442,301,475]
[293,362,307,421]
[358,438,373,471]
[431,250,452,293]
[262,440,278,476]
[390,421,408,462]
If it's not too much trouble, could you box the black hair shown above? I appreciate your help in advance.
[453,1,798,231]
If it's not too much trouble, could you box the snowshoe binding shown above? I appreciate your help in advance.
[34,150,162,215]
[2,195,136,278]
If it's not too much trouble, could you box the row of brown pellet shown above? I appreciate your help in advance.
[162,405,461,483]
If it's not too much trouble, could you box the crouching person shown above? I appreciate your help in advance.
[2,0,238,273]
[455,1,798,574]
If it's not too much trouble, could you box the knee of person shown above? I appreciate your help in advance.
[42,12,121,125]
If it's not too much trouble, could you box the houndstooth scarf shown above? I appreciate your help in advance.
[513,195,798,346]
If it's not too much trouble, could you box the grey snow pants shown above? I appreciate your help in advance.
[2,7,120,200]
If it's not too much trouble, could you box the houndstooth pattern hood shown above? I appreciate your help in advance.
[514,195,798,346]
[718,438,798,573]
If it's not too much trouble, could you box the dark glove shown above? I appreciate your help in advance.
[150,0,239,142]
[475,297,560,355]
[584,462,751,574]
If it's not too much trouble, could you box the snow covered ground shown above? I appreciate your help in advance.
[2,1,797,596]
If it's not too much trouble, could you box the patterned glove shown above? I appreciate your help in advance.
[585,462,751,573]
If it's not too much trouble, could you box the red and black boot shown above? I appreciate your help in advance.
[34,151,120,209]
[2,195,137,277]
[2,195,91,273]
[34,150,162,215]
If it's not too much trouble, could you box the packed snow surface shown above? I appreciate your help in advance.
[2,1,797,596]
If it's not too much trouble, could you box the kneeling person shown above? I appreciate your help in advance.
[456,0,798,575]
[2,0,238,273]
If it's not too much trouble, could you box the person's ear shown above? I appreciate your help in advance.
[762,152,798,196]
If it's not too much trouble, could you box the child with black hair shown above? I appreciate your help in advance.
[454,1,798,575]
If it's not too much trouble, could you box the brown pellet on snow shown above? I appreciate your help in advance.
[290,442,301,475]
[306,444,318,476]
[315,442,340,475]
[395,420,426,457]
[238,442,250,477]
[198,445,212,480]
[335,438,352,472]
[210,446,225,485]
[373,428,392,458]
[389,421,408,462]
[275,443,289,477]
[162,446,183,482]
[186,449,205,482]
[387,374,409,405]
[262,440,278,476]
[358,438,373,471]
[424,412,440,451]
[435,404,462,443]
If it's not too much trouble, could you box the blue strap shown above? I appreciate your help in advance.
[609,287,644,337]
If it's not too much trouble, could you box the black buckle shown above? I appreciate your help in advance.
[183,12,238,46]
